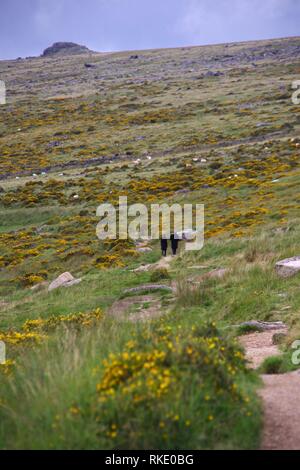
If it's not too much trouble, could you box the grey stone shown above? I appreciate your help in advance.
[124,284,174,295]
[239,321,287,331]
[48,272,81,291]
[276,257,300,278]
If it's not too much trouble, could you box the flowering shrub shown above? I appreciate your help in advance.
[93,321,256,449]
[0,330,44,346]
[23,308,103,333]
[0,308,103,375]
[0,359,15,376]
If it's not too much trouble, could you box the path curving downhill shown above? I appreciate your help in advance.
[239,328,300,450]
[259,370,300,450]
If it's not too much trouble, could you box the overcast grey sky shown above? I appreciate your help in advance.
[0,0,299,59]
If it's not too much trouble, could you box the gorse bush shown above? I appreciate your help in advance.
[92,320,259,449]
[0,317,261,449]
[0,308,103,375]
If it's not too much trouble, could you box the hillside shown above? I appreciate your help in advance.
[0,37,300,450]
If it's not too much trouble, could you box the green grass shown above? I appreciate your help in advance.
[1,219,299,448]
[259,353,300,375]
[0,36,300,449]
[0,314,261,450]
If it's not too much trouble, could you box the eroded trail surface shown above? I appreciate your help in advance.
[239,328,300,450]
[259,370,300,450]
[239,329,286,369]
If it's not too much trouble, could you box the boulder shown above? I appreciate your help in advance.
[175,229,198,241]
[131,264,153,273]
[272,332,287,345]
[275,256,300,278]
[137,247,152,253]
[48,272,81,292]
[202,71,224,78]
[238,320,287,332]
[123,284,174,295]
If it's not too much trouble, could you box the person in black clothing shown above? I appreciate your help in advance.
[160,233,179,257]
[160,237,168,256]
[170,233,179,255]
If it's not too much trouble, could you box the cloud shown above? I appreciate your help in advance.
[34,0,67,32]
[178,0,300,44]
[1,0,299,59]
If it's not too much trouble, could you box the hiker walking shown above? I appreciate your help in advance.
[160,233,180,257]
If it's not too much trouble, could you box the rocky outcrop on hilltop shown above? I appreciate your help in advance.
[42,42,92,57]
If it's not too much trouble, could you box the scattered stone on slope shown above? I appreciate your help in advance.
[238,320,287,332]
[131,264,153,273]
[175,229,198,241]
[275,256,300,278]
[84,63,97,69]
[123,284,174,295]
[136,246,152,253]
[48,272,81,291]
[175,188,190,195]
[201,70,224,78]
[135,241,153,253]
[131,255,173,273]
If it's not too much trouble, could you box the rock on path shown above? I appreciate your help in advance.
[131,256,173,273]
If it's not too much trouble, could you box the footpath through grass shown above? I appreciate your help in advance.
[1,218,300,449]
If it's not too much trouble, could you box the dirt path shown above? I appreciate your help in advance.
[239,328,300,450]
[109,294,164,321]
[0,130,290,181]
[154,255,173,270]
[239,329,286,369]
[259,371,300,450]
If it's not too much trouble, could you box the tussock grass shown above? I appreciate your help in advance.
[0,316,261,449]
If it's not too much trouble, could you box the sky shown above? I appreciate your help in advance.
[0,0,300,59]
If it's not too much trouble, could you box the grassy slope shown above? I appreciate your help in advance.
[0,37,300,449]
